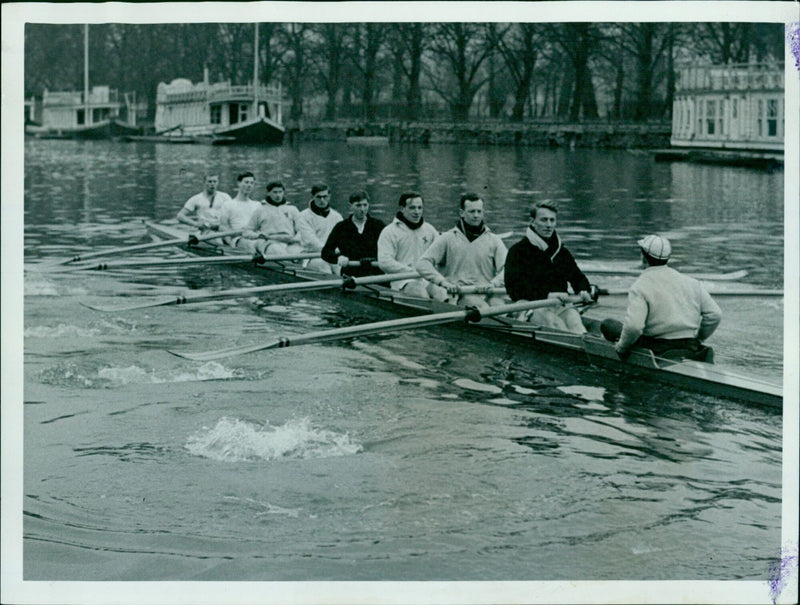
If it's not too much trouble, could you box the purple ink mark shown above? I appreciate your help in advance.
[769,543,798,604]
[787,22,800,71]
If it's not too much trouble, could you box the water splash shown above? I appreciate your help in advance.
[24,324,102,338]
[97,362,243,385]
[39,361,242,388]
[185,416,362,462]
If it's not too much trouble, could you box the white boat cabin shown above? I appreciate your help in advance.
[41,85,134,129]
[671,63,784,152]
[154,69,284,136]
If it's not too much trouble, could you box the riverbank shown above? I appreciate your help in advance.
[286,120,672,149]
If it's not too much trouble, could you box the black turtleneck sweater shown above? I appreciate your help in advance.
[505,230,590,301]
[321,215,386,277]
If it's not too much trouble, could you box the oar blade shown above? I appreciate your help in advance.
[80,296,187,312]
[169,339,286,361]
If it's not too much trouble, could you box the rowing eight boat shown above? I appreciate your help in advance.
[140,221,782,408]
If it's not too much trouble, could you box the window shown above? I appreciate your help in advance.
[77,109,85,125]
[732,98,738,119]
[238,104,248,123]
[767,98,778,137]
[210,105,221,124]
[718,99,725,135]
[706,99,715,135]
[757,100,763,137]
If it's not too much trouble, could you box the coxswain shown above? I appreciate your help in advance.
[601,234,722,361]
[321,190,385,278]
[297,184,344,273]
[504,201,595,333]
[415,193,507,308]
[241,181,304,257]
[176,172,232,230]
[377,192,446,300]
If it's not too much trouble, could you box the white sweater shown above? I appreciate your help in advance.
[618,265,722,349]
[297,206,344,251]
[416,225,506,287]
[377,218,439,289]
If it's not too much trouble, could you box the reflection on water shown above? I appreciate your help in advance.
[25,139,784,287]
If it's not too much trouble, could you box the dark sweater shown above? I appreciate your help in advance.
[321,215,385,277]
[505,232,590,301]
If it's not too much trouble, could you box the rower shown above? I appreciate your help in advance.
[415,193,507,308]
[504,201,595,333]
[321,190,385,278]
[297,184,344,273]
[377,192,447,300]
[601,234,722,361]
[217,171,262,251]
[176,172,232,230]
[240,181,304,257]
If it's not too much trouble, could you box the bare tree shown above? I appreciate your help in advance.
[427,23,493,121]
[490,23,546,122]
[349,23,386,120]
[546,23,601,120]
[278,23,314,120]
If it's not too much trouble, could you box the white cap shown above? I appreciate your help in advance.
[638,234,671,260]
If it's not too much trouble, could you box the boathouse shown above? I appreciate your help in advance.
[670,62,784,152]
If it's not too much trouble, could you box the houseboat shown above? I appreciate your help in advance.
[153,69,285,145]
[30,85,141,139]
[660,62,784,168]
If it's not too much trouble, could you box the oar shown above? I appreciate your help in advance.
[597,287,783,297]
[583,268,748,281]
[55,230,242,265]
[170,297,575,361]
[59,251,322,272]
[82,271,419,312]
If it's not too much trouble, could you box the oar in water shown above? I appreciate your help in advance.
[170,297,576,362]
[58,251,322,272]
[54,229,243,265]
[82,271,419,312]
[597,287,783,297]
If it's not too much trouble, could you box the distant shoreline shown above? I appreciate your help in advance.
[286,119,672,148]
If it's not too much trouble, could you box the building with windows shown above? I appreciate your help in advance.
[30,85,140,139]
[154,69,286,144]
[671,63,784,152]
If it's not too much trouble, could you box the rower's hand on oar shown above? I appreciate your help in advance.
[337,255,351,268]
[578,290,595,304]
[547,292,570,304]
[439,280,460,295]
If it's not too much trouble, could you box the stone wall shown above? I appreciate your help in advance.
[286,121,672,149]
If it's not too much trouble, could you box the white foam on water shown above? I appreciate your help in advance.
[24,324,102,338]
[557,385,607,401]
[24,278,59,296]
[511,385,538,395]
[185,416,362,462]
[97,362,243,385]
[453,378,502,394]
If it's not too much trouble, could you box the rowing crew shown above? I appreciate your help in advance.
[178,172,721,361]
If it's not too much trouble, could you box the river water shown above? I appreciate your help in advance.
[14,139,791,597]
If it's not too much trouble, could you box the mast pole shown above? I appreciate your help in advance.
[253,22,260,116]
[84,24,90,124]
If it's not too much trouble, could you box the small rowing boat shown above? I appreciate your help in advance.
[137,221,783,408]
